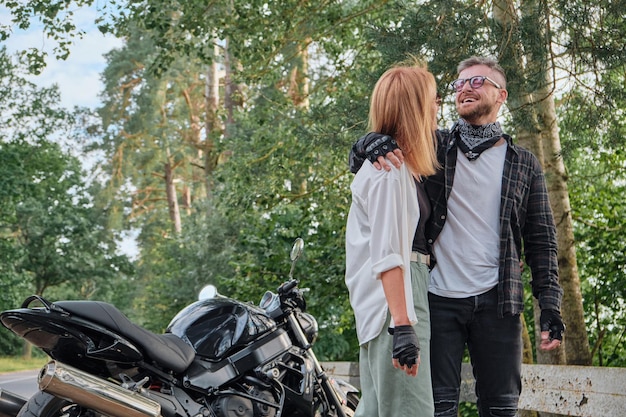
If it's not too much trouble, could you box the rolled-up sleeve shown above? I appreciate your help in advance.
[368,171,406,279]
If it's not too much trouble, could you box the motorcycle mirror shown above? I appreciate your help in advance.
[290,238,304,262]
[198,285,219,300]
[288,238,304,279]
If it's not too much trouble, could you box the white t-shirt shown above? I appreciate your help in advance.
[345,161,419,344]
[430,142,507,297]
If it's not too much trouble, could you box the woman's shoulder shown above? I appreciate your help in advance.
[351,163,410,199]
[355,160,407,182]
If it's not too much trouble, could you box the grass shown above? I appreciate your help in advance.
[0,356,48,373]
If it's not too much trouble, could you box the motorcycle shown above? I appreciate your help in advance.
[0,238,359,417]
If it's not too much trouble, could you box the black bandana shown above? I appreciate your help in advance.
[455,119,503,161]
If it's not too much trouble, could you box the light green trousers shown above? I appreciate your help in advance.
[354,261,434,417]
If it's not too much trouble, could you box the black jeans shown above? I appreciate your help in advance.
[429,287,522,417]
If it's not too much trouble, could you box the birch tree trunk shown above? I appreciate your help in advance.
[493,0,591,369]
[204,37,221,200]
[533,65,592,366]
[165,160,182,235]
[223,37,237,134]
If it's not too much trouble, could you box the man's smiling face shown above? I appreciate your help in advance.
[455,64,507,125]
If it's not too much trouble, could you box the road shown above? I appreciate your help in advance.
[0,370,38,399]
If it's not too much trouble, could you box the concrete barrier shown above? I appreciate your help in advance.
[321,362,626,417]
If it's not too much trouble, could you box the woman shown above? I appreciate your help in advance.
[345,59,439,416]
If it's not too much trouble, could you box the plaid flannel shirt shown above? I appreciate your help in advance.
[425,130,563,317]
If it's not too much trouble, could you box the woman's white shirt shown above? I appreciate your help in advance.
[345,161,419,345]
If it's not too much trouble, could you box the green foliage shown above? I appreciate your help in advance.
[0,48,72,141]
[559,84,626,366]
[87,0,399,361]
[95,25,210,234]
[0,0,120,74]
[132,204,239,331]
[0,241,31,355]
[556,1,626,69]
[0,138,135,296]
[554,7,626,363]
[0,49,136,356]
[122,0,394,78]
[458,402,479,417]
[4,0,626,368]
[0,137,135,353]
[210,110,361,359]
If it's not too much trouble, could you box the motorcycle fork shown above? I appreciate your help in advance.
[285,314,348,417]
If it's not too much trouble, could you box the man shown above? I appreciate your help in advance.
[350,56,565,417]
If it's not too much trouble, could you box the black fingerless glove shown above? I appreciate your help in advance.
[349,132,399,174]
[388,325,420,367]
[540,309,566,341]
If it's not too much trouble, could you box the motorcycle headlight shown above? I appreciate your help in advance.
[296,312,318,344]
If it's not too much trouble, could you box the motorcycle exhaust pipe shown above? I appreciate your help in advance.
[38,361,162,417]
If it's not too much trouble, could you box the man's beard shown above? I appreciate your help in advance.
[458,101,492,124]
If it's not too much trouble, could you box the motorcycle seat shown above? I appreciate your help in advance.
[54,300,196,373]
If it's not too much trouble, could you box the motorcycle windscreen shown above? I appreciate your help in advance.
[167,297,276,361]
[0,308,143,366]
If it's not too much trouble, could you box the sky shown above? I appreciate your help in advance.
[1,5,123,109]
[1,4,139,257]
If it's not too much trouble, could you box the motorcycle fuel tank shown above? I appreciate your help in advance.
[166,297,276,361]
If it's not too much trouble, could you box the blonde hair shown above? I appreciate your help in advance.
[367,59,439,177]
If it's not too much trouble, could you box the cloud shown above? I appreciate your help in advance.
[2,5,123,109]
[38,33,123,109]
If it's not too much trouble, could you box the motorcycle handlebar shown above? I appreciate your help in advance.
[278,279,299,295]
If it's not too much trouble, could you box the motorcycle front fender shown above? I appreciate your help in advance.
[0,388,27,417]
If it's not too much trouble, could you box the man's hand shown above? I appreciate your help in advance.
[539,309,565,351]
[349,132,403,173]
[373,148,404,171]
[389,325,420,377]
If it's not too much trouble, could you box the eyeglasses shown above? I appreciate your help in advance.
[450,76,502,92]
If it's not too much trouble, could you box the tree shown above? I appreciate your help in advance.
[0,48,135,355]
[0,138,133,292]
[489,0,590,367]
[0,136,136,355]
[89,0,399,359]
[5,0,625,369]
[368,0,626,370]
[95,26,210,237]
[559,80,626,367]
[554,0,626,366]
[0,0,119,74]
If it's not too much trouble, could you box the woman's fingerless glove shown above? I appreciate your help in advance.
[389,325,420,367]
